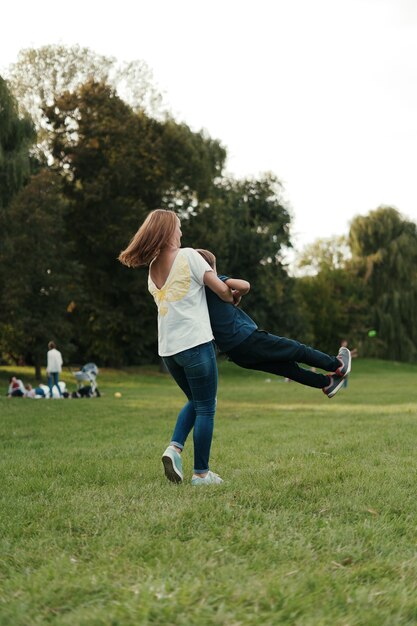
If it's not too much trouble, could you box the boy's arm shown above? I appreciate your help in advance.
[204,271,234,303]
[224,278,250,295]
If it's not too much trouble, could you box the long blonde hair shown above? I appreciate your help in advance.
[118,209,178,267]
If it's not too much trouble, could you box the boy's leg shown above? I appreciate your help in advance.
[232,358,330,389]
[228,330,341,372]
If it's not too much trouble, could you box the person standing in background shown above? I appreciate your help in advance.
[47,341,63,398]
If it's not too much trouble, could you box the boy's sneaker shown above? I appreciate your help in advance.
[335,347,351,377]
[191,471,223,486]
[161,445,183,484]
[323,375,345,398]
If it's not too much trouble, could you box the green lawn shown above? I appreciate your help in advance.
[1,359,417,625]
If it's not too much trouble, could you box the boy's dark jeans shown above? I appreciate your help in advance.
[227,330,340,389]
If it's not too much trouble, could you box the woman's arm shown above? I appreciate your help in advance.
[204,271,234,303]
[224,278,250,295]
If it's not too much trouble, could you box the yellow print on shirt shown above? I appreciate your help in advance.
[149,254,191,316]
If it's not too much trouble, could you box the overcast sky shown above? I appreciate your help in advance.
[2,0,417,252]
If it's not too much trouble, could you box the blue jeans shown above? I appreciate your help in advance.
[163,341,218,474]
[227,330,340,389]
[48,372,62,397]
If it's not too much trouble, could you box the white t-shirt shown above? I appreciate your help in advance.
[148,248,214,357]
[47,348,63,373]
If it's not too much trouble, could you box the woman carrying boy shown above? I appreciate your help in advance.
[119,210,233,485]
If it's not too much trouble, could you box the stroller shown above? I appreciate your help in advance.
[72,363,101,398]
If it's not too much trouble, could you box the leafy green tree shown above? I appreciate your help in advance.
[44,81,226,365]
[160,119,226,206]
[297,236,351,276]
[6,45,163,157]
[182,174,304,338]
[0,76,35,364]
[0,76,34,209]
[294,237,369,354]
[349,207,417,361]
[295,270,369,355]
[0,170,79,378]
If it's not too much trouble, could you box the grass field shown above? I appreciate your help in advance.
[1,358,417,625]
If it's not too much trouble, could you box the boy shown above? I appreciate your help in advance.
[197,250,350,398]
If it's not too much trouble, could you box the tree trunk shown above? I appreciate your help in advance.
[35,359,42,381]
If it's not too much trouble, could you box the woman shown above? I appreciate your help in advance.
[119,210,233,485]
[46,341,63,398]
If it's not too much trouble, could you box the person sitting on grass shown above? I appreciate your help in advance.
[196,249,351,398]
[7,376,25,397]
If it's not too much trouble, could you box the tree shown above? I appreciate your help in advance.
[0,76,35,364]
[44,80,226,365]
[182,174,304,338]
[295,268,369,355]
[0,76,34,209]
[349,207,417,361]
[0,170,79,378]
[160,119,226,206]
[294,236,369,353]
[6,45,163,157]
[297,236,351,276]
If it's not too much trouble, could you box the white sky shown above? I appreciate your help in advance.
[2,0,417,252]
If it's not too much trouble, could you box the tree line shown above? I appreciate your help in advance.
[1,45,416,377]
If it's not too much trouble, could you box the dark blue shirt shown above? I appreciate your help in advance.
[205,275,257,352]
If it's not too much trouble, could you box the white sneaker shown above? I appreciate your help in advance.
[335,346,351,377]
[191,470,223,486]
[161,446,183,483]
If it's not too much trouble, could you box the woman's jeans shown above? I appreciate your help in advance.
[163,341,218,474]
[48,372,62,397]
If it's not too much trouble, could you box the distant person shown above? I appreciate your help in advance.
[24,384,36,398]
[340,339,358,358]
[197,249,351,398]
[7,376,25,397]
[46,341,63,398]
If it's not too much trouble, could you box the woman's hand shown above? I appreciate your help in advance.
[232,290,242,306]
[204,271,234,303]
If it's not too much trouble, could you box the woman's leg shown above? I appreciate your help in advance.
[188,345,218,474]
[162,357,197,450]
[167,342,218,474]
